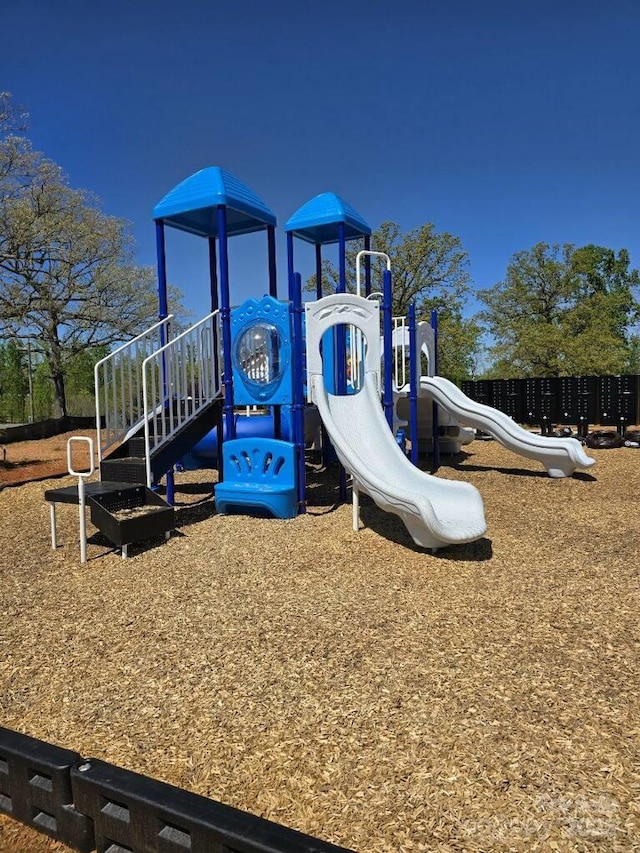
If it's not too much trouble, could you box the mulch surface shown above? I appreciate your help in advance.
[0,436,639,852]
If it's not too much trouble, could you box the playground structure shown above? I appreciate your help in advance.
[48,166,596,555]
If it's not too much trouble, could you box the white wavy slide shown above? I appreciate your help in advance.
[420,375,596,478]
[305,295,487,551]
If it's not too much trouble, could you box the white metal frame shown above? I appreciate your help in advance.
[48,436,95,563]
[94,316,174,465]
[355,249,391,297]
[141,311,221,487]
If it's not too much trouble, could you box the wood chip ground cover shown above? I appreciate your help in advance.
[0,440,639,851]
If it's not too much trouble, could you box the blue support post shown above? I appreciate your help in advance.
[408,304,419,466]
[336,224,347,390]
[218,205,236,445]
[267,225,281,437]
[337,223,347,501]
[312,241,334,465]
[431,310,439,373]
[267,225,278,298]
[382,269,394,431]
[155,221,174,504]
[291,273,306,513]
[286,232,295,291]
[431,308,440,472]
[156,222,169,326]
[209,237,223,480]
[207,237,219,313]
[315,244,323,299]
[364,235,372,297]
[338,224,346,293]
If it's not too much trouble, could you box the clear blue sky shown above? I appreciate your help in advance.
[2,0,639,323]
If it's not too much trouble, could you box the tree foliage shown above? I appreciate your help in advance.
[0,341,108,422]
[478,242,640,378]
[0,93,170,417]
[305,221,481,383]
[0,340,28,422]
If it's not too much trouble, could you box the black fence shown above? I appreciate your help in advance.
[461,374,640,431]
[0,416,100,445]
[0,726,355,853]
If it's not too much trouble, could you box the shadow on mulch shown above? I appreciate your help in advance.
[85,529,177,560]
[449,462,552,478]
[447,461,597,481]
[0,458,47,470]
[360,502,493,561]
[174,500,217,528]
[431,449,598,481]
[173,481,216,497]
[304,463,343,514]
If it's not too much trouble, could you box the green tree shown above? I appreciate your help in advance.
[0,339,28,422]
[32,356,53,420]
[65,344,110,416]
[0,93,181,418]
[306,221,481,382]
[478,242,640,377]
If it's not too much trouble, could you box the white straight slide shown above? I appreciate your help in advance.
[305,294,487,552]
[420,375,596,478]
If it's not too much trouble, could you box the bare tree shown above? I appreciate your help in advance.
[0,93,170,417]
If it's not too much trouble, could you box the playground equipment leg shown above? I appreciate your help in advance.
[49,503,57,550]
[352,483,359,532]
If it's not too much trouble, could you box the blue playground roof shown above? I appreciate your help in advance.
[153,167,276,237]
[285,192,372,245]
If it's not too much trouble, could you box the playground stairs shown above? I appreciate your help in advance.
[100,397,222,485]
[95,311,221,489]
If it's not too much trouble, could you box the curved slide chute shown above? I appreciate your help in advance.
[305,294,487,551]
[420,375,595,478]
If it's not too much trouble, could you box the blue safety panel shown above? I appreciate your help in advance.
[153,167,276,237]
[215,438,298,519]
[231,296,293,405]
[285,192,371,245]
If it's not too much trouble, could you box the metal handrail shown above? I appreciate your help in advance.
[142,311,221,487]
[391,315,436,392]
[94,316,174,464]
[355,250,391,297]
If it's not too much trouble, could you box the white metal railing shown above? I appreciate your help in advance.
[355,250,391,297]
[95,316,174,464]
[142,311,221,487]
[391,316,436,391]
[348,251,393,393]
[392,315,410,391]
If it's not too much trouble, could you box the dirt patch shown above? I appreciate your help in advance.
[0,430,97,487]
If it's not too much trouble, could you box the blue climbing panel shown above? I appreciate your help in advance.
[214,438,298,519]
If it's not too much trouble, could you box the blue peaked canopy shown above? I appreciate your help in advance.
[153,167,276,237]
[285,192,371,245]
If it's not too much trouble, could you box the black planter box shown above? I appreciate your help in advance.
[89,486,174,549]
